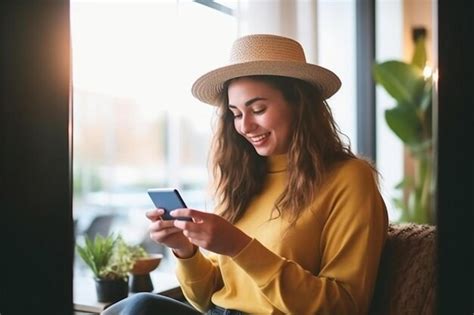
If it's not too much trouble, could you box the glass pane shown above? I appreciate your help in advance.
[71,0,237,275]
[317,0,357,152]
[375,0,435,223]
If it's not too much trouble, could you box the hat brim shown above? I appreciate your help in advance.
[191,60,341,106]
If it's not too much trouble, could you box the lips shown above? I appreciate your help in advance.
[248,132,270,145]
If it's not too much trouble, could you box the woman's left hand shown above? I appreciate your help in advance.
[170,208,252,257]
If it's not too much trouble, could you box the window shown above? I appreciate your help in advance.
[317,0,357,150]
[71,0,237,274]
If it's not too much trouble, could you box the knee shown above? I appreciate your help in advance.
[122,293,158,313]
[102,293,158,315]
[125,292,157,305]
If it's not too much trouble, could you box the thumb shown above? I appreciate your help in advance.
[171,208,207,222]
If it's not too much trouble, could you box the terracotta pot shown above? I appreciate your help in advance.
[129,254,163,293]
[130,254,163,275]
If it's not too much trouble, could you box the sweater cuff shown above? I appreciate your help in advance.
[231,238,285,287]
[175,250,215,283]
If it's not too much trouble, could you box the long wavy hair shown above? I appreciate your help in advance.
[210,75,356,225]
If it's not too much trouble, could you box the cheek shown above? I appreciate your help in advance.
[277,124,292,142]
[276,116,294,141]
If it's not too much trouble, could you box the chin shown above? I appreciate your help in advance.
[254,147,275,156]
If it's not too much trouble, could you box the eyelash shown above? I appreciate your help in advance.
[232,108,266,119]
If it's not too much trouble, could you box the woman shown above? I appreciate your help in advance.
[103,34,388,315]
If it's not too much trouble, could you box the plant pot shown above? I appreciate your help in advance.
[95,278,129,303]
[129,254,163,293]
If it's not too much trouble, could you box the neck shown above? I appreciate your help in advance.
[267,154,288,173]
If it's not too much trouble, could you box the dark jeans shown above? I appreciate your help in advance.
[100,293,242,315]
[207,305,243,315]
[101,293,200,315]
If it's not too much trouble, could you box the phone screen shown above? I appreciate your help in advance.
[147,188,192,221]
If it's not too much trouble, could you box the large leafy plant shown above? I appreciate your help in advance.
[373,32,434,224]
[76,234,148,281]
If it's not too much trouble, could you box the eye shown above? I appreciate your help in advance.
[253,108,266,115]
[229,110,242,118]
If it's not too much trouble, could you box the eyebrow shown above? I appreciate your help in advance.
[228,97,267,108]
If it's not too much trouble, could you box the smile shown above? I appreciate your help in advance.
[248,132,270,144]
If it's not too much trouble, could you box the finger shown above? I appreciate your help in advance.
[149,219,176,232]
[150,227,183,240]
[146,209,165,221]
[175,221,210,245]
[173,219,202,233]
[186,237,210,250]
[181,229,204,241]
[170,208,207,222]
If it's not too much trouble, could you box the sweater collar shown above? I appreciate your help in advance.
[267,154,288,173]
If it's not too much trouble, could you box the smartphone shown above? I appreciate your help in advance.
[147,188,192,221]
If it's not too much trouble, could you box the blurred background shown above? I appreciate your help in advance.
[70,0,434,275]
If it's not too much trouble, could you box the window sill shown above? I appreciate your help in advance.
[73,271,182,314]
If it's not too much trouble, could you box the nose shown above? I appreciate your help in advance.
[240,114,256,134]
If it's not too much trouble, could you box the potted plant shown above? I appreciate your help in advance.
[112,237,163,293]
[76,234,147,302]
[373,27,434,224]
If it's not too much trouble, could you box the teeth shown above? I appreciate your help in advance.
[250,133,269,142]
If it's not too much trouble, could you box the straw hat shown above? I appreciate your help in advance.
[191,34,341,106]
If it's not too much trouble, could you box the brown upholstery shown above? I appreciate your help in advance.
[369,223,437,315]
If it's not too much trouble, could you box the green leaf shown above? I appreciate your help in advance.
[76,234,116,278]
[373,61,425,106]
[392,197,407,212]
[409,139,433,157]
[76,233,148,281]
[385,105,421,145]
[394,181,404,189]
[394,176,414,190]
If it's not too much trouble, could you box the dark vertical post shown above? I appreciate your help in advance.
[437,1,474,314]
[0,2,73,314]
[356,0,377,162]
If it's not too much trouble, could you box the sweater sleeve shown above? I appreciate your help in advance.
[231,161,388,314]
[175,250,223,312]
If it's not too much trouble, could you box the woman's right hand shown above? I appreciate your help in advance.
[146,209,196,258]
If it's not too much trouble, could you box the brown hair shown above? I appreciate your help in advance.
[210,75,356,224]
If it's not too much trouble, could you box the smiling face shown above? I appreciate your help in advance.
[227,77,294,156]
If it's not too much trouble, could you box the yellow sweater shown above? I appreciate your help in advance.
[176,155,388,315]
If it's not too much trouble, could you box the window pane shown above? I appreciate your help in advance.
[375,0,404,221]
[71,0,237,274]
[317,0,357,151]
